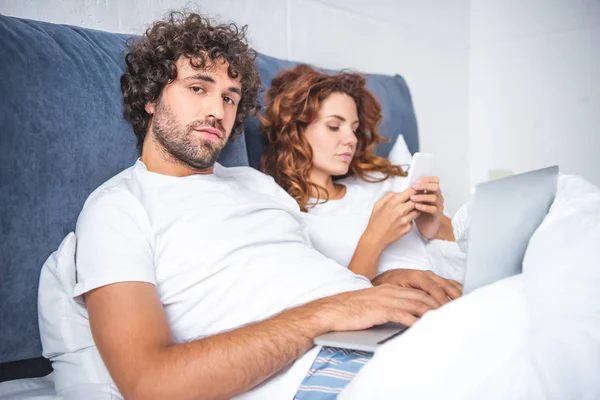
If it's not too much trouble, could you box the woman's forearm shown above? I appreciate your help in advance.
[347,232,386,279]
[435,216,456,241]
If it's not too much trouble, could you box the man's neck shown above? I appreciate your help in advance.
[140,137,214,177]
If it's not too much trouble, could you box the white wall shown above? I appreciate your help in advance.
[4,1,599,211]
[469,0,600,189]
[0,0,471,214]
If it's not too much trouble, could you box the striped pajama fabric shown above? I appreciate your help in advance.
[294,346,373,399]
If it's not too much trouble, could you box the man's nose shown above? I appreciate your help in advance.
[203,93,224,121]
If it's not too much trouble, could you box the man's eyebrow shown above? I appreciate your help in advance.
[184,72,242,96]
[326,115,360,124]
[185,72,215,83]
[227,86,242,96]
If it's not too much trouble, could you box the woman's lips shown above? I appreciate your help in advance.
[337,153,353,163]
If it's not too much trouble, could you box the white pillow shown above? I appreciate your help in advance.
[387,134,412,171]
[38,233,116,397]
[38,232,94,357]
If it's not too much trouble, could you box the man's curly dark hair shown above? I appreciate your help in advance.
[120,11,262,150]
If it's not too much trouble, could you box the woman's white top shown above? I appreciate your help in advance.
[302,174,467,282]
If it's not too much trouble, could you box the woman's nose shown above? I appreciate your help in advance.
[343,129,358,145]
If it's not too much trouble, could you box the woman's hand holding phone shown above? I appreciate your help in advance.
[364,188,421,250]
[411,177,447,240]
[404,153,447,240]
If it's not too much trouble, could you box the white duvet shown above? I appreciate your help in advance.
[340,175,600,400]
[5,175,598,400]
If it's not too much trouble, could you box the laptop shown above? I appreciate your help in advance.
[314,166,559,352]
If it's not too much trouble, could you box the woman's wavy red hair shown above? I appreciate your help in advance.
[261,64,406,211]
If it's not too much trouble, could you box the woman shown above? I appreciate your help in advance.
[261,64,465,281]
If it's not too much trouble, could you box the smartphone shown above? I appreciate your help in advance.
[406,152,435,188]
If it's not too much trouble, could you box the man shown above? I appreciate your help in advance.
[73,12,461,400]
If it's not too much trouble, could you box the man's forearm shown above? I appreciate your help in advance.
[134,306,328,400]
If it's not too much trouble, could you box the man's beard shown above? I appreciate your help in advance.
[151,100,228,171]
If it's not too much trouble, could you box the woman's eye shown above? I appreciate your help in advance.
[327,126,340,132]
[191,87,205,94]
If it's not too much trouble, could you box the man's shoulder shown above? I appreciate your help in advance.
[81,165,144,217]
[76,165,151,239]
[216,164,279,187]
[216,164,299,207]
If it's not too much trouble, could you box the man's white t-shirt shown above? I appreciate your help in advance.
[73,160,371,400]
[302,174,466,282]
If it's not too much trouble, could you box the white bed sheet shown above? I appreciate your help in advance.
[0,372,55,400]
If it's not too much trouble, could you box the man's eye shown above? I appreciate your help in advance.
[327,126,339,132]
[191,87,205,94]
[224,96,236,105]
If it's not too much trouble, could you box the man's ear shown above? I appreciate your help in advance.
[145,101,155,115]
